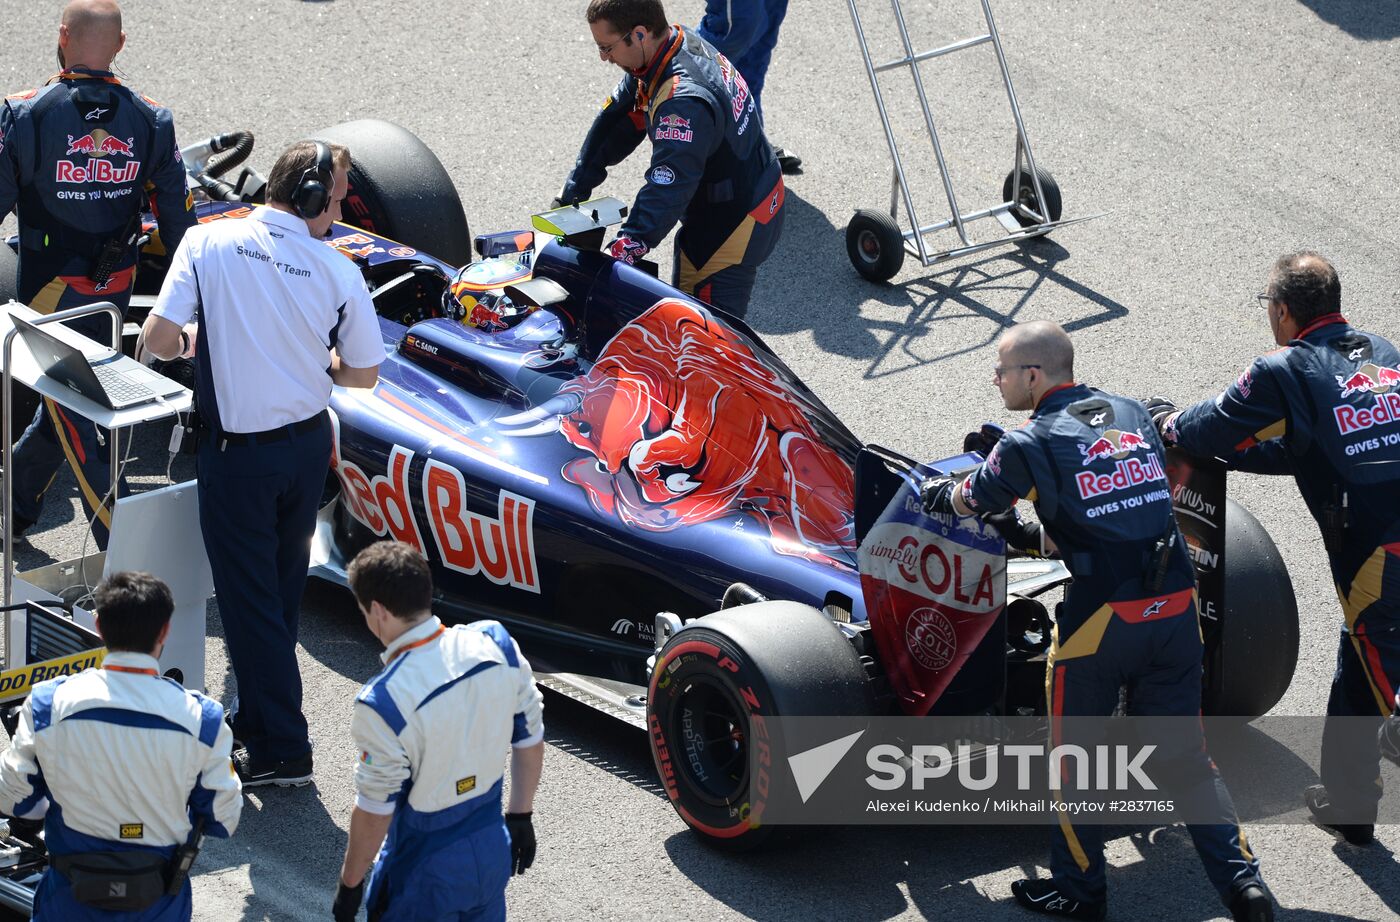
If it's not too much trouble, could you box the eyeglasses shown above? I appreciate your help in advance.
[1255,292,1274,309]
[597,30,635,56]
[993,363,1040,382]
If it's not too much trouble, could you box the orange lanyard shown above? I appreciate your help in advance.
[386,626,445,664]
[103,664,158,676]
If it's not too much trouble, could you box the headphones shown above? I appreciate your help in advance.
[291,142,334,220]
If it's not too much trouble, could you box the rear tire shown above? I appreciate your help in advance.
[647,601,874,851]
[845,209,906,282]
[1201,499,1299,718]
[307,119,472,266]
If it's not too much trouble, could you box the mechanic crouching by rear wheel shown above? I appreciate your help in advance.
[0,572,242,921]
[333,541,545,922]
[1146,251,1400,850]
[0,0,195,546]
[141,140,383,789]
[555,0,784,319]
[922,321,1272,922]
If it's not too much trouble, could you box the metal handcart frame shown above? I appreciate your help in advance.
[844,0,1102,281]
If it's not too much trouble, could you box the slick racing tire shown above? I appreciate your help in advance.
[1201,498,1299,719]
[307,119,472,266]
[846,209,906,282]
[1001,166,1062,228]
[647,601,875,852]
[0,242,41,461]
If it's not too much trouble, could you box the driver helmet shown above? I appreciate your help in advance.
[443,258,535,333]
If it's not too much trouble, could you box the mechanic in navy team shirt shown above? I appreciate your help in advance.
[922,321,1272,922]
[1147,251,1400,849]
[332,541,544,922]
[0,571,242,922]
[141,140,383,789]
[0,0,195,546]
[694,0,801,174]
[556,0,785,319]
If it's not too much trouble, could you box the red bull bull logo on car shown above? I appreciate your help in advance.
[1078,428,1149,466]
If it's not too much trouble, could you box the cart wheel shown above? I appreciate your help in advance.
[846,209,905,282]
[1002,167,1063,228]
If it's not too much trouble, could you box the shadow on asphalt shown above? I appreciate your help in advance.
[747,190,1129,379]
[1296,0,1400,39]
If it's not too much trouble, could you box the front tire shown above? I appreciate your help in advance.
[647,601,874,851]
[308,119,472,265]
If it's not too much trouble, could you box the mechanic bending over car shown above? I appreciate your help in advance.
[0,0,195,547]
[1147,251,1400,850]
[333,541,544,922]
[555,0,785,319]
[0,571,242,921]
[694,0,802,175]
[141,140,383,789]
[922,321,1273,922]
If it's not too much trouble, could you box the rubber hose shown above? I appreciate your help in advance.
[205,131,254,178]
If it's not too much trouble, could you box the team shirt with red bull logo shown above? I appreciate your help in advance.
[559,26,780,263]
[1167,314,1400,595]
[0,66,194,286]
[963,384,1196,626]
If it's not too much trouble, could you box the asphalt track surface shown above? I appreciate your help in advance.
[4,1,1400,920]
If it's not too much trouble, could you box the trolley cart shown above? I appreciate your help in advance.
[844,0,1102,281]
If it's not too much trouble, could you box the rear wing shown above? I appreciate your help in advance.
[0,602,105,707]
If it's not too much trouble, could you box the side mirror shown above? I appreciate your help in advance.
[474,230,534,260]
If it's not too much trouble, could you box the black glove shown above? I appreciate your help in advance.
[1380,695,1400,768]
[332,880,364,922]
[919,477,957,517]
[549,197,568,210]
[505,812,536,875]
[982,508,1046,556]
[962,422,1005,457]
[1142,396,1179,441]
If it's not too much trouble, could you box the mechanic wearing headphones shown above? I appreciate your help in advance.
[924,321,1272,922]
[332,541,544,922]
[0,571,242,921]
[140,140,383,787]
[1147,251,1400,849]
[556,0,784,319]
[0,0,195,547]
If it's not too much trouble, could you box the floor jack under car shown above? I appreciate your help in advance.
[843,0,1104,281]
[0,601,109,917]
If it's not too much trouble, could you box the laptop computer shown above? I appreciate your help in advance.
[11,315,186,410]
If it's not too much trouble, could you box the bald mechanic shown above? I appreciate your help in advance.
[1147,252,1400,848]
[556,0,784,319]
[921,322,1272,921]
[1,0,195,545]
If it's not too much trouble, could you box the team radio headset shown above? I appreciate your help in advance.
[292,141,335,219]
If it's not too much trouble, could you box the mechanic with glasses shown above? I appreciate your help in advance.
[554,0,784,319]
[332,541,544,922]
[0,0,195,548]
[0,572,242,921]
[922,321,1273,922]
[1147,251,1400,849]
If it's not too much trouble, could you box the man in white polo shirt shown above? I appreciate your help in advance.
[141,140,383,787]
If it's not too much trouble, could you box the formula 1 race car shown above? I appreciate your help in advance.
[293,194,1299,849]
[0,122,1300,869]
